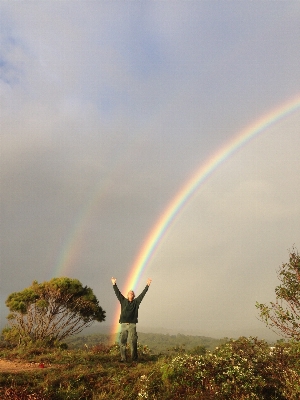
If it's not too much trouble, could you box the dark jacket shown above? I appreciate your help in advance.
[113,284,149,323]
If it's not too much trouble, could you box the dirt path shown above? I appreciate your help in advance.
[0,359,48,373]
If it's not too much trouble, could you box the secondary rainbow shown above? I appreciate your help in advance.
[53,140,143,278]
[112,95,300,335]
[53,179,114,278]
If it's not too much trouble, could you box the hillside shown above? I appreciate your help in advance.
[66,331,227,353]
[0,336,299,399]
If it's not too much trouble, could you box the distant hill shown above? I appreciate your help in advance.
[66,331,226,353]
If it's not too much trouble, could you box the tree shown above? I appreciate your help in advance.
[4,277,106,345]
[256,247,300,341]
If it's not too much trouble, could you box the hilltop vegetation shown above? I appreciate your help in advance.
[0,335,300,399]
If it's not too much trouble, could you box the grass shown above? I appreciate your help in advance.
[0,342,161,399]
[0,337,299,399]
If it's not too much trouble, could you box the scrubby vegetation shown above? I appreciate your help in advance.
[0,336,299,399]
[1,248,299,398]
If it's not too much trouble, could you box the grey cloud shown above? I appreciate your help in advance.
[1,2,300,339]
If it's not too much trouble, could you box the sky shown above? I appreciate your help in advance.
[1,1,300,341]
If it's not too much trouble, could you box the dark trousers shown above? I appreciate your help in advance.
[119,323,138,361]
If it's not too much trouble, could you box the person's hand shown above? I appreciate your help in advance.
[111,277,117,285]
[147,278,152,286]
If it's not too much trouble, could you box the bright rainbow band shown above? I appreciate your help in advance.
[112,95,300,336]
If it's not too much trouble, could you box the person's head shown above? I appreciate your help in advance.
[127,290,135,301]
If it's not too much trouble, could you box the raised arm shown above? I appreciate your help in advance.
[136,278,152,304]
[111,277,125,302]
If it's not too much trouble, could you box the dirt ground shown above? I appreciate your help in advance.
[0,359,48,373]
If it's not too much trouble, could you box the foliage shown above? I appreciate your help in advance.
[0,336,299,399]
[256,248,300,340]
[4,277,106,346]
[160,337,300,399]
[188,345,207,356]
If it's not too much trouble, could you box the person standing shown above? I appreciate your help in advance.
[111,277,152,362]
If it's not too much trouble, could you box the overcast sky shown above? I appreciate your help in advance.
[1,1,300,341]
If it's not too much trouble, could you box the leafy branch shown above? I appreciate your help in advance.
[256,247,300,341]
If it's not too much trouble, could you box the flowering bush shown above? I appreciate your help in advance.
[159,337,300,399]
[138,375,150,399]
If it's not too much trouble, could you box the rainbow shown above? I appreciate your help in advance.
[53,179,114,278]
[112,95,300,335]
[53,138,144,278]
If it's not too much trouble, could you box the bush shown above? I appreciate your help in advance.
[160,337,300,399]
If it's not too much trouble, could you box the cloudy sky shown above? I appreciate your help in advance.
[1,1,300,340]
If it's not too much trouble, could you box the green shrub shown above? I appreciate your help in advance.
[160,337,300,399]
